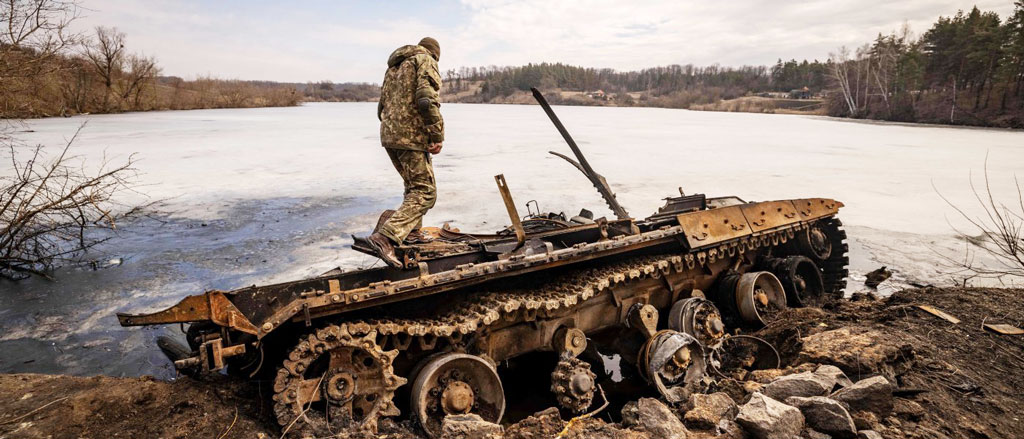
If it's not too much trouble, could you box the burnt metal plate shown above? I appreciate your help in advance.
[793,198,843,220]
[676,205,752,249]
[740,201,801,233]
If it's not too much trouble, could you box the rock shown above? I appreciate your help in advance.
[747,364,818,384]
[857,430,883,439]
[814,365,853,390]
[784,396,857,438]
[747,369,788,384]
[735,393,804,439]
[503,407,563,439]
[804,429,830,439]
[893,398,924,421]
[761,371,833,401]
[717,420,749,439]
[441,414,504,439]
[797,328,914,380]
[622,398,689,439]
[850,411,878,430]
[831,376,893,416]
[742,381,764,396]
[684,392,738,430]
[711,378,754,405]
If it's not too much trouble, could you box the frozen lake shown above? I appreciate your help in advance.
[2,102,1022,378]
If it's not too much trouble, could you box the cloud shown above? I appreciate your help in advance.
[68,0,1018,82]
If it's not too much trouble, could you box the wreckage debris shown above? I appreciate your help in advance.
[863,266,891,289]
[982,322,1024,335]
[914,304,960,324]
[116,89,851,438]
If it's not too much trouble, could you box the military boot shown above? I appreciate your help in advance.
[368,232,402,268]
[404,228,435,244]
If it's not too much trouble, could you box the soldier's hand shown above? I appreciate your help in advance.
[428,142,443,155]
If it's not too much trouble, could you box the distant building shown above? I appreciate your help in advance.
[789,87,811,99]
[586,90,607,100]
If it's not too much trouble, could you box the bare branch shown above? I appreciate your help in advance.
[936,158,1024,282]
[0,122,148,280]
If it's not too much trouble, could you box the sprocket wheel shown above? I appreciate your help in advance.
[550,356,597,413]
[273,325,406,437]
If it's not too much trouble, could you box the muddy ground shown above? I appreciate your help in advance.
[1,286,1022,439]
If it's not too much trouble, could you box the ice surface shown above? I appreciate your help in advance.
[2,102,1022,377]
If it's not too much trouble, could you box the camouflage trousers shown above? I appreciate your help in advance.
[379,148,436,244]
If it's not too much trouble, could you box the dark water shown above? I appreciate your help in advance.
[0,196,381,378]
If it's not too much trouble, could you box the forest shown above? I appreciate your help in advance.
[446,3,1024,127]
[443,60,827,108]
[827,4,1024,127]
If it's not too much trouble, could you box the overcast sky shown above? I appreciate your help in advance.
[71,0,1017,83]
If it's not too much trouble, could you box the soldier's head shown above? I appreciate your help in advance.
[418,37,440,61]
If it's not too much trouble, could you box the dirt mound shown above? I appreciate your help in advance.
[1,287,1022,439]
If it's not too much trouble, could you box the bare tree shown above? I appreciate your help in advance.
[829,47,858,116]
[121,53,159,108]
[937,159,1024,283]
[0,0,81,118]
[82,26,125,111]
[0,0,80,76]
[0,124,143,280]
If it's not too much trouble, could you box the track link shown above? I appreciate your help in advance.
[820,218,850,299]
[272,221,839,434]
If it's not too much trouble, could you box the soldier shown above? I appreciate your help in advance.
[367,37,444,268]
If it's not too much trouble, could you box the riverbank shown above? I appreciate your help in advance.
[1,286,1020,438]
[441,84,826,116]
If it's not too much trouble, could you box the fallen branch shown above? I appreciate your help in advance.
[217,407,238,439]
[0,396,69,425]
[555,385,609,439]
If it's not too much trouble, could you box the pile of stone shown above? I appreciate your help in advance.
[439,364,896,439]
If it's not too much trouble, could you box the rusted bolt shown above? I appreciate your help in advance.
[261,322,273,332]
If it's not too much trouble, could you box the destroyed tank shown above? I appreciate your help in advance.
[118,88,849,438]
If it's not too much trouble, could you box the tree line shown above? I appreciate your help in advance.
[443,4,1024,127]
[827,3,1024,127]
[1,0,301,119]
[443,60,828,108]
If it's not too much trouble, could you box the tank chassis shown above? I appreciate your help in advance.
[117,89,849,438]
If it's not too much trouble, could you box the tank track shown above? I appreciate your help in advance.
[819,218,850,299]
[272,225,815,435]
[273,326,405,437]
[347,226,806,344]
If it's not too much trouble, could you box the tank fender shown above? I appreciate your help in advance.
[116,291,259,335]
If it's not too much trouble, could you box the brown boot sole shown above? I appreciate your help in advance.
[368,235,402,268]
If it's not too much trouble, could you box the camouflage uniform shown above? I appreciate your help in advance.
[377,44,443,244]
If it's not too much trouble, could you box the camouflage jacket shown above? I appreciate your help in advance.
[378,45,444,151]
